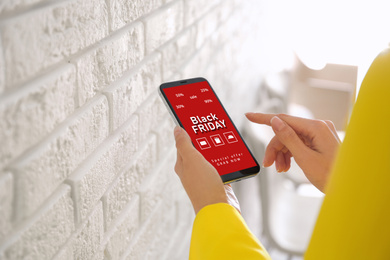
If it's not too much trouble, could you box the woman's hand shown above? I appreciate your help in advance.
[246,113,341,192]
[174,126,230,214]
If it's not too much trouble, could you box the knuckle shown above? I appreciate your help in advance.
[312,120,336,135]
[313,119,328,129]
[324,120,336,129]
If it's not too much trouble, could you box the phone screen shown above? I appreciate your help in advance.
[159,78,259,183]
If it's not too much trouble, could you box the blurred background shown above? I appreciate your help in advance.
[233,0,390,259]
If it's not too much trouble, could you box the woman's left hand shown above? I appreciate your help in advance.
[174,126,241,214]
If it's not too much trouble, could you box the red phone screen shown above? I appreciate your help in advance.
[162,80,257,176]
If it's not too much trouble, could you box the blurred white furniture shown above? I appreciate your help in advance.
[289,55,358,130]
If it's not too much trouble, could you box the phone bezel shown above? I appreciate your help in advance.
[159,77,260,184]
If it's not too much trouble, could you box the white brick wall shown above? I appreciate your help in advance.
[0,0,265,259]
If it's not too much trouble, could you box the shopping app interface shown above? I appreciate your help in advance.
[163,81,257,176]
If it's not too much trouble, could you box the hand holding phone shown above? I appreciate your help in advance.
[174,126,230,213]
[159,77,260,183]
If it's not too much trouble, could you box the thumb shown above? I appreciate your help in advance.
[174,126,197,158]
[270,116,311,159]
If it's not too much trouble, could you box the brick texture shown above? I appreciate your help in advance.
[0,185,74,260]
[144,1,184,54]
[0,173,13,241]
[0,0,265,258]
[1,0,108,88]
[10,95,109,221]
[0,65,76,170]
[0,0,44,15]
[73,21,145,107]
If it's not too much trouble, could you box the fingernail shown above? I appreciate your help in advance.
[245,112,254,117]
[174,126,181,137]
[271,116,285,131]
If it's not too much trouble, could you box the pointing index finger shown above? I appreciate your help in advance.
[245,112,275,126]
[246,112,313,135]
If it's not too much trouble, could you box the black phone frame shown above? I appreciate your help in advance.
[159,77,260,184]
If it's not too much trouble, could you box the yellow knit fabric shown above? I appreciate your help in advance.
[190,203,271,260]
[305,49,390,259]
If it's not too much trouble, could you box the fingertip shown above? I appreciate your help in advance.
[174,126,197,157]
[262,157,273,168]
[245,112,274,126]
[174,126,189,144]
[174,126,182,137]
[245,112,255,118]
[174,126,185,149]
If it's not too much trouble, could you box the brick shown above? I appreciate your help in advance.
[124,199,177,260]
[139,53,163,103]
[137,93,167,144]
[122,201,161,259]
[160,26,197,80]
[51,245,73,260]
[74,22,144,106]
[129,152,192,259]
[109,0,163,31]
[92,249,105,260]
[160,149,177,181]
[102,134,156,229]
[208,7,241,52]
[158,149,194,225]
[73,202,104,260]
[104,196,140,260]
[175,195,194,226]
[104,73,143,131]
[161,227,192,260]
[181,41,214,78]
[183,0,221,26]
[161,149,194,226]
[144,1,184,54]
[159,153,194,260]
[52,203,105,260]
[143,206,177,260]
[10,95,108,221]
[1,0,108,87]
[52,202,105,260]
[155,117,176,160]
[138,142,169,222]
[102,164,137,229]
[0,64,76,170]
[135,135,158,184]
[195,11,219,48]
[104,52,161,130]
[1,185,74,260]
[0,35,4,94]
[0,172,13,241]
[0,0,43,15]
[68,115,139,223]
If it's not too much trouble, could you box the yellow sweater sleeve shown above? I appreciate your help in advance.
[189,203,271,260]
[305,48,390,259]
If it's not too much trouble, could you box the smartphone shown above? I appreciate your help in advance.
[159,77,260,183]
